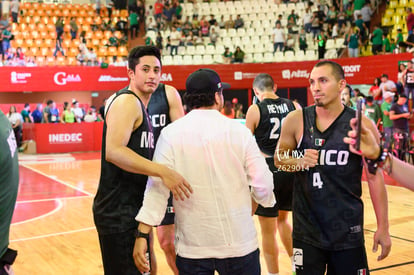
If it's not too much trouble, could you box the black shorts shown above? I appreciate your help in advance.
[255,158,294,217]
[159,192,175,226]
[293,239,369,275]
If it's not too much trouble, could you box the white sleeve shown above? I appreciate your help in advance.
[135,132,173,226]
[244,133,276,208]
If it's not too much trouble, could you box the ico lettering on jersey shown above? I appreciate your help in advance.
[150,114,167,128]
[140,131,154,149]
[318,149,349,166]
[267,103,290,114]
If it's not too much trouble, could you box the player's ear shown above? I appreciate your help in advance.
[127,68,135,80]
[339,79,346,91]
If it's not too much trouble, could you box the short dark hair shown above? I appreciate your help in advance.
[184,93,216,111]
[47,99,53,105]
[366,96,374,102]
[314,60,345,81]
[128,46,161,72]
[253,73,275,91]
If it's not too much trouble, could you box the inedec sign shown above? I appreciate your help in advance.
[49,133,83,144]
[23,123,103,153]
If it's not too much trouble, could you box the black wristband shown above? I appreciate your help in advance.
[365,145,386,175]
[134,229,150,239]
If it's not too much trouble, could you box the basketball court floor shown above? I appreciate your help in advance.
[9,152,414,274]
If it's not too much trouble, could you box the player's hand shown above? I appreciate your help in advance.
[133,237,150,273]
[160,167,193,201]
[300,149,318,168]
[372,228,392,261]
[343,117,380,159]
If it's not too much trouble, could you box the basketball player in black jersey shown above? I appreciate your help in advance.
[245,73,301,275]
[93,46,192,275]
[275,60,391,275]
[148,83,184,275]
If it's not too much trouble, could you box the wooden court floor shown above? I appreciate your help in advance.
[9,152,414,275]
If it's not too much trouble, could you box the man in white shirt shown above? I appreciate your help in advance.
[379,74,397,100]
[133,68,275,275]
[272,22,285,53]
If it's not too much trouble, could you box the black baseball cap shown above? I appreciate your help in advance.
[186,69,231,95]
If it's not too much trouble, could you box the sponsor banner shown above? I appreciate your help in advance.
[0,53,411,91]
[23,122,103,153]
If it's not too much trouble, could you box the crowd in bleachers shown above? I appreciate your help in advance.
[142,0,414,65]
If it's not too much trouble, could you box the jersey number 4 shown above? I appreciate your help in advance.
[313,172,323,189]
[270,117,285,140]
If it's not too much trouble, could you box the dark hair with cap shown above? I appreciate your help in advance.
[253,73,275,92]
[128,46,161,72]
[184,69,230,111]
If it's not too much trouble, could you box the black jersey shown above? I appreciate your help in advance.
[148,83,171,144]
[93,88,154,235]
[405,68,414,88]
[254,97,296,156]
[293,105,364,250]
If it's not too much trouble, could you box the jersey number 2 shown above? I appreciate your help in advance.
[270,117,285,139]
[313,172,323,189]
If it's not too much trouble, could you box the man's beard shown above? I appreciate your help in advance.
[315,99,324,107]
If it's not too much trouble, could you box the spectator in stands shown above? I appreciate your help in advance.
[87,48,98,65]
[32,104,43,123]
[234,14,244,30]
[106,0,113,19]
[146,17,157,32]
[200,20,209,37]
[369,77,382,103]
[355,14,368,43]
[69,17,78,40]
[71,100,84,123]
[155,31,163,53]
[352,0,365,21]
[272,22,285,53]
[310,10,321,39]
[326,6,337,27]
[407,8,414,35]
[209,28,219,46]
[107,31,119,47]
[379,73,397,97]
[42,100,59,123]
[222,47,232,64]
[382,34,392,54]
[95,0,102,16]
[10,0,19,23]
[396,28,404,48]
[341,84,355,109]
[317,29,327,59]
[365,96,382,127]
[129,11,139,39]
[55,17,64,39]
[381,92,394,150]
[361,2,374,31]
[303,6,313,33]
[145,35,155,46]
[370,24,383,55]
[21,104,32,123]
[298,28,308,53]
[7,106,22,148]
[390,94,411,160]
[218,15,226,29]
[337,6,347,29]
[53,35,65,58]
[221,100,235,119]
[345,26,360,58]
[2,25,12,54]
[169,26,181,56]
[401,59,414,110]
[62,102,75,123]
[163,3,175,30]
[84,106,98,122]
[174,0,183,20]
[233,46,245,63]
[116,18,128,37]
[153,0,164,21]
[400,26,414,53]
[224,15,234,30]
[275,14,283,26]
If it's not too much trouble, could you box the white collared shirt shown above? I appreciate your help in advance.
[136,109,275,259]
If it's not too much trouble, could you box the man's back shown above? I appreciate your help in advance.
[140,109,274,258]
